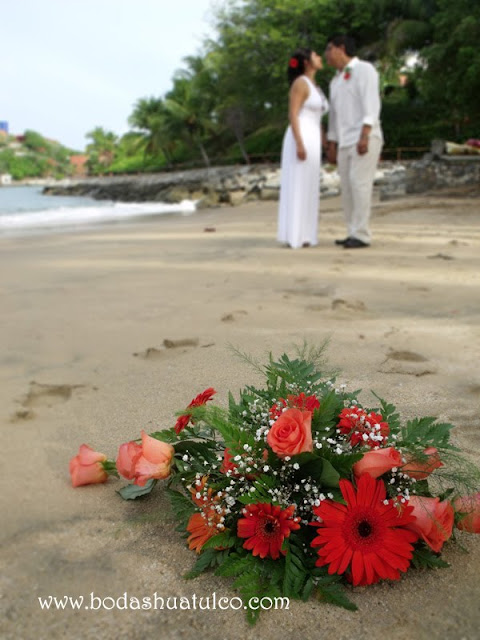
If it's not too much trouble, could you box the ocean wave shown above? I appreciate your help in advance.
[0,199,197,235]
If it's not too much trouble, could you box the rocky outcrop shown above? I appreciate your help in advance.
[43,164,341,207]
[379,141,480,199]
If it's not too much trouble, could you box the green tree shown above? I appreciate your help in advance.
[164,61,219,167]
[85,127,118,173]
[420,0,480,136]
[129,97,177,165]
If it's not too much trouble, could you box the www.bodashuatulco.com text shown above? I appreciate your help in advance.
[38,592,290,612]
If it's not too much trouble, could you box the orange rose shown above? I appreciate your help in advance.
[116,441,143,480]
[406,496,454,552]
[134,431,175,486]
[69,444,108,488]
[353,446,403,479]
[267,408,313,458]
[402,447,443,480]
[454,493,480,533]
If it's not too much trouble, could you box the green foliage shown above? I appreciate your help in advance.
[117,478,156,500]
[411,544,450,570]
[371,393,401,433]
[105,345,480,626]
[85,126,118,174]
[167,488,197,529]
[312,389,345,434]
[283,537,311,599]
[190,405,256,450]
[236,474,279,504]
[314,573,358,611]
[398,416,457,451]
[67,0,480,171]
[200,531,236,550]
[184,548,226,579]
[0,129,75,179]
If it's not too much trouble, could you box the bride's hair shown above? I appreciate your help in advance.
[287,48,312,86]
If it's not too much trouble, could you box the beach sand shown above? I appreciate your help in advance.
[1,190,480,640]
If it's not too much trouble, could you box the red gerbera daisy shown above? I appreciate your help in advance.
[311,474,418,586]
[174,387,216,434]
[270,392,320,420]
[338,407,389,448]
[237,503,301,560]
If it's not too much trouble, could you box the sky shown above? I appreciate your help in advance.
[2,0,218,151]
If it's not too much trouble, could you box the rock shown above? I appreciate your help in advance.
[259,187,279,201]
[161,187,191,203]
[228,190,246,206]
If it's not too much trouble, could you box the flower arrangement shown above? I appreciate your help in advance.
[70,347,480,623]
[343,66,352,80]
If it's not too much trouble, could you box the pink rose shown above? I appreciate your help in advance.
[406,496,454,552]
[116,441,143,480]
[353,447,403,479]
[134,431,174,486]
[454,493,480,533]
[69,444,108,488]
[267,408,313,458]
[402,447,443,480]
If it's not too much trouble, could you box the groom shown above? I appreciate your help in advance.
[325,34,383,248]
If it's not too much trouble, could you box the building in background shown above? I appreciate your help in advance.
[69,154,88,177]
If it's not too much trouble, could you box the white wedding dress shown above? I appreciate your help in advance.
[277,76,329,248]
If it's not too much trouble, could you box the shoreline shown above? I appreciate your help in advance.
[1,192,480,640]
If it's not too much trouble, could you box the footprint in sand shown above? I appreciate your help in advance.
[449,412,480,447]
[282,285,334,298]
[305,303,329,312]
[427,253,454,260]
[10,408,35,423]
[11,382,86,421]
[163,338,199,349]
[386,350,428,362]
[221,310,248,322]
[379,350,436,376]
[133,338,200,359]
[23,382,85,408]
[331,298,367,312]
[448,239,469,246]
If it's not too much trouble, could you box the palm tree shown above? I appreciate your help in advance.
[129,98,176,165]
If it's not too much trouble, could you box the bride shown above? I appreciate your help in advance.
[277,48,329,249]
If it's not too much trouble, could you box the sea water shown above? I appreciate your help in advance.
[0,185,196,236]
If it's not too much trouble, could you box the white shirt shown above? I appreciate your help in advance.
[328,57,383,148]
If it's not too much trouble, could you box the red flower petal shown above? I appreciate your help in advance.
[311,476,420,586]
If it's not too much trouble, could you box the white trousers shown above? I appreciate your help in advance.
[337,136,382,244]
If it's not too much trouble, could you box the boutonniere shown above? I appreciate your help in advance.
[343,66,352,80]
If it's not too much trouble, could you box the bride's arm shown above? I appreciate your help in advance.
[288,78,309,160]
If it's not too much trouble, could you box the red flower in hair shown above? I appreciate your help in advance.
[174,387,216,434]
[289,57,299,69]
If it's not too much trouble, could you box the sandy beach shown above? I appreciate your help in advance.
[1,189,480,640]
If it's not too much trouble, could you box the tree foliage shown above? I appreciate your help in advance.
[84,0,480,174]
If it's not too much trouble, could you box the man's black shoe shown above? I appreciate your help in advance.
[343,238,370,249]
[335,237,351,245]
